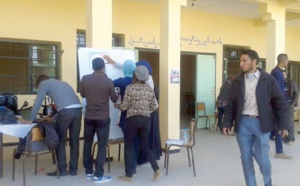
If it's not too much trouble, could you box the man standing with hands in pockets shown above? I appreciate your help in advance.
[222,49,289,186]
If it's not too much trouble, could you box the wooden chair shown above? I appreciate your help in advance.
[92,138,124,172]
[195,102,215,133]
[12,126,59,186]
[164,118,197,177]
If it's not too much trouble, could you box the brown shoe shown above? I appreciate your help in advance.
[118,175,132,182]
[153,169,162,180]
[275,153,292,160]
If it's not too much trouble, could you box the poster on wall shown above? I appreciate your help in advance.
[170,69,180,84]
[78,47,135,140]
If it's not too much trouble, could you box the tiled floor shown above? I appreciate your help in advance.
[1,122,300,186]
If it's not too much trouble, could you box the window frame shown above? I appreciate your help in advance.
[0,38,61,94]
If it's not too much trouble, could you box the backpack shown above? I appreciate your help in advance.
[0,106,18,124]
[38,122,59,150]
[0,93,19,115]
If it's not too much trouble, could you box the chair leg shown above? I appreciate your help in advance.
[118,143,121,162]
[34,155,38,175]
[186,147,191,167]
[166,146,171,176]
[164,143,167,168]
[92,142,98,159]
[208,117,212,133]
[12,149,16,181]
[190,148,196,177]
[23,157,27,186]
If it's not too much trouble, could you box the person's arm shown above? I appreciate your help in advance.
[271,69,284,94]
[103,54,123,69]
[116,86,131,111]
[146,75,154,90]
[223,81,237,136]
[30,82,48,121]
[109,81,118,103]
[271,78,290,136]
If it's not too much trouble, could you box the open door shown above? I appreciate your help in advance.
[195,54,216,127]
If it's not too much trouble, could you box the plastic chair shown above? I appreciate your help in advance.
[12,126,59,186]
[195,102,215,133]
[164,118,196,177]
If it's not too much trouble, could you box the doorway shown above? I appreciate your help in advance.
[137,50,216,129]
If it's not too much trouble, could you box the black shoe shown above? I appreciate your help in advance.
[47,170,67,176]
[14,153,21,159]
[68,171,77,176]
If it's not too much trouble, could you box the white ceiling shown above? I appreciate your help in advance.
[137,0,300,27]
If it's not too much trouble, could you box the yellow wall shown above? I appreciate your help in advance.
[2,0,300,101]
[1,0,300,141]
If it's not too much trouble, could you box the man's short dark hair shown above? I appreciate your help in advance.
[241,49,260,64]
[36,75,49,87]
[277,53,288,64]
[92,58,105,71]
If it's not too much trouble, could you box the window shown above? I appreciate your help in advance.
[0,40,59,94]
[76,30,86,92]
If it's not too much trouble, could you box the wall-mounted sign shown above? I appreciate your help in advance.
[170,69,180,84]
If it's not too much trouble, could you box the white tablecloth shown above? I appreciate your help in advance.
[0,123,36,138]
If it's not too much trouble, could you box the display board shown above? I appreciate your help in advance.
[78,47,135,140]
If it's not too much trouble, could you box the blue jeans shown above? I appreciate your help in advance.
[55,108,82,174]
[83,117,110,178]
[236,116,272,186]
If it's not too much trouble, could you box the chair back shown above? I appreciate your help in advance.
[197,102,207,116]
[188,118,196,147]
[24,126,49,154]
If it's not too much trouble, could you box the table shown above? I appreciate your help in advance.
[0,123,36,178]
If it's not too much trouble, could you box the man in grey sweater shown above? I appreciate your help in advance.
[30,75,82,176]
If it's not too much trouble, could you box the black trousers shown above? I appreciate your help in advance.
[83,117,110,178]
[124,115,159,177]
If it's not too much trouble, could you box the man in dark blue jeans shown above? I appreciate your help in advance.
[271,53,292,159]
[80,58,118,183]
[29,75,83,176]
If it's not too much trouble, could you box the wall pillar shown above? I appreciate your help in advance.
[159,0,186,148]
[261,2,286,72]
[86,0,112,48]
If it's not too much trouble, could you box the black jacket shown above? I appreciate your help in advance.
[223,68,289,133]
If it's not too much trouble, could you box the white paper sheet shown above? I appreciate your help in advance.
[0,123,36,138]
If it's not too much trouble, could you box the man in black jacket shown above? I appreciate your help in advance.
[282,71,299,144]
[223,49,289,186]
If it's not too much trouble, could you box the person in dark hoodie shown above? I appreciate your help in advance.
[216,76,233,134]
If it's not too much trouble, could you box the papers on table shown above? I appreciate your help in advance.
[0,123,36,138]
